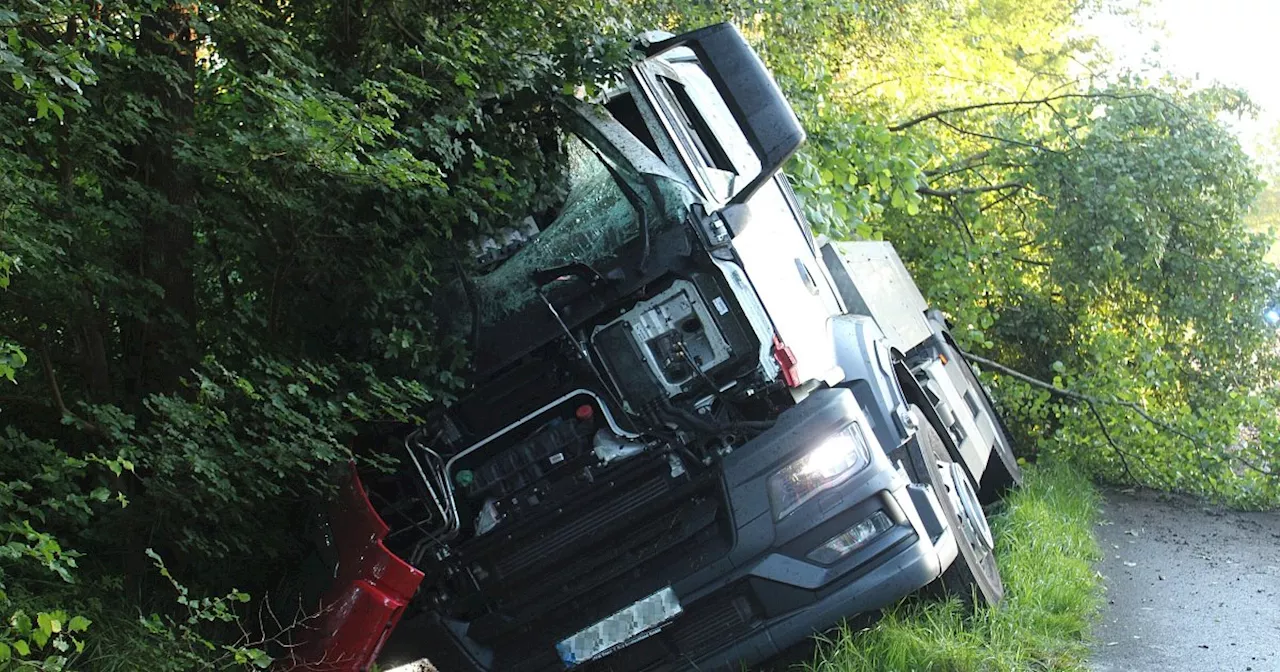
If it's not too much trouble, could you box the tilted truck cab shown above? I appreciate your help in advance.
[294,23,1022,672]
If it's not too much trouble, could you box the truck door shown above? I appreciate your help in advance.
[631,55,845,387]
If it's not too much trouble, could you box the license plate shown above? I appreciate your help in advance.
[556,587,683,667]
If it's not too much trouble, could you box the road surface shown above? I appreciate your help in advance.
[1092,488,1280,672]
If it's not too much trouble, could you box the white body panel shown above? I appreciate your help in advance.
[821,241,933,355]
[730,180,845,386]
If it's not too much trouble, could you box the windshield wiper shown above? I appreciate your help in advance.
[532,261,607,288]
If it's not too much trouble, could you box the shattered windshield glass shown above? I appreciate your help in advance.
[470,133,645,322]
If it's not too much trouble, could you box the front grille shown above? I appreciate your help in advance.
[669,595,753,656]
[453,456,732,661]
[495,475,670,577]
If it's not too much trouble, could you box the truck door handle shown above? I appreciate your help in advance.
[795,258,819,295]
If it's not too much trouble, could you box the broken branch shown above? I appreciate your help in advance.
[888,92,1183,132]
[917,182,1025,198]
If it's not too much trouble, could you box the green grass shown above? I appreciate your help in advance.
[806,463,1102,672]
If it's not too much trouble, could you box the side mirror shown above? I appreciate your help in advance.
[648,23,806,204]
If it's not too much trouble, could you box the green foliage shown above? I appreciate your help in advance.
[1246,123,1280,266]
[0,428,112,669]
[924,83,1280,505]
[769,0,1280,505]
[0,342,24,383]
[138,549,270,670]
[1,607,91,670]
[3,0,1278,667]
[808,463,1102,672]
[2,0,638,664]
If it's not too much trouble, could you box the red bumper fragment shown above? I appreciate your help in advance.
[288,464,425,671]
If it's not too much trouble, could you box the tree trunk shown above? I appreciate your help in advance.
[123,7,199,399]
[116,4,200,596]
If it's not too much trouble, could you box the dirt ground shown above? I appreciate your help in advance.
[1091,488,1280,672]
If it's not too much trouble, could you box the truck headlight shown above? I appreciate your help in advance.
[768,423,870,520]
[807,510,894,564]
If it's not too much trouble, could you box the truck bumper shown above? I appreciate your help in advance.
[380,389,959,671]
[671,481,958,671]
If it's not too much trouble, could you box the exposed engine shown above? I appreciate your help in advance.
[592,280,733,406]
[445,391,649,541]
[359,262,790,660]
[392,390,654,562]
[382,270,780,551]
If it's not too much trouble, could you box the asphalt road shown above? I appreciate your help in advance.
[1092,488,1280,672]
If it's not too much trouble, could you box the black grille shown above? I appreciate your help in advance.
[669,595,753,656]
[454,456,731,660]
[496,475,670,577]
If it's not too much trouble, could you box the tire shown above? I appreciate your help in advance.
[905,405,1004,607]
[944,340,1023,503]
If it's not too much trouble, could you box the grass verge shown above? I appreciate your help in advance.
[807,463,1102,672]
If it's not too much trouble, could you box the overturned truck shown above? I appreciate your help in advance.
[293,23,1023,672]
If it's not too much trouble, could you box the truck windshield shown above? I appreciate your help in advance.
[470,132,650,323]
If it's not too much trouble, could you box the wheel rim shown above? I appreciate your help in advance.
[940,451,1001,600]
[913,405,1003,605]
[950,462,994,552]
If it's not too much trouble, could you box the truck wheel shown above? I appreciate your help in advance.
[906,406,1004,607]
[946,342,1023,503]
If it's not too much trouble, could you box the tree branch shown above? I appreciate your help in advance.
[888,92,1183,132]
[38,338,108,439]
[964,352,1280,481]
[1085,401,1138,485]
[939,198,974,248]
[958,350,1192,486]
[1232,454,1277,478]
[917,182,1025,198]
[978,188,1023,213]
[39,339,69,418]
[961,351,1198,439]
[923,150,991,178]
[935,117,1058,152]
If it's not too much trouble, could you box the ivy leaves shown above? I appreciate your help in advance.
[791,119,927,238]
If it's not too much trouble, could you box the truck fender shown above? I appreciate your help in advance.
[912,314,1001,486]
[287,464,425,672]
[891,360,975,481]
[830,314,915,452]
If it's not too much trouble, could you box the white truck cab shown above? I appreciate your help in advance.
[355,23,1023,672]
[613,37,848,391]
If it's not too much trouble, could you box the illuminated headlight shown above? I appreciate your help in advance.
[807,511,894,564]
[768,423,870,520]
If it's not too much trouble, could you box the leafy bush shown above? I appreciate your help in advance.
[1,0,646,664]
